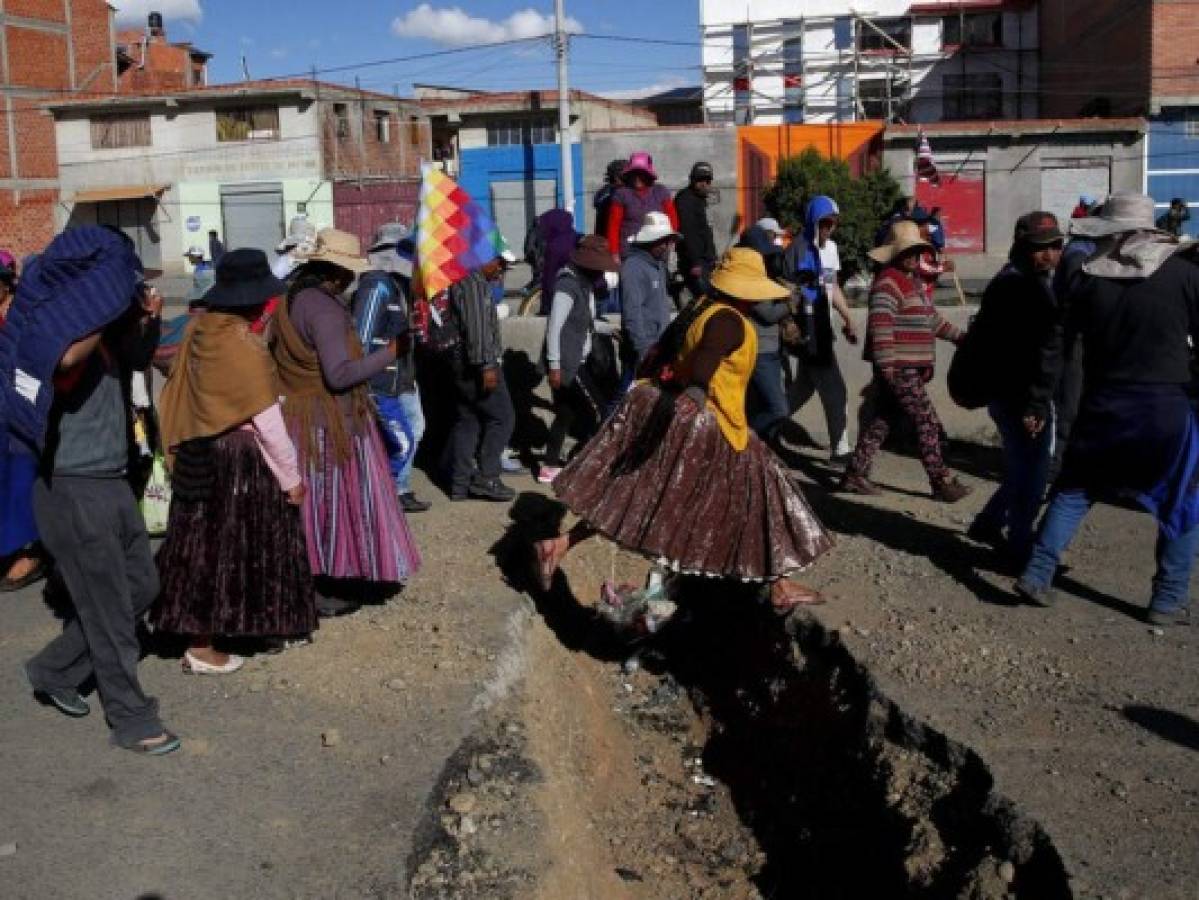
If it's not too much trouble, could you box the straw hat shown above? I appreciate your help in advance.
[709,247,790,302]
[297,228,369,275]
[628,210,680,245]
[868,220,932,265]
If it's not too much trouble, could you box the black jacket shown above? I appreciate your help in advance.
[675,185,716,273]
[974,262,1061,418]
[1065,254,1199,389]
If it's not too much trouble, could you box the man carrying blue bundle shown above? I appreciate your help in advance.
[1,226,180,755]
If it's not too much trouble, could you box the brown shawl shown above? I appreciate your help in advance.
[158,311,278,471]
[272,286,371,464]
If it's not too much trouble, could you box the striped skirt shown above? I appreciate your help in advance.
[297,420,421,583]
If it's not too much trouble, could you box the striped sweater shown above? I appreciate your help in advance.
[865,268,962,370]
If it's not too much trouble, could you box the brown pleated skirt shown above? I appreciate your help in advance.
[152,430,316,637]
[553,383,833,581]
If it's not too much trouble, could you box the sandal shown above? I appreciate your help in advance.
[531,536,567,592]
[0,560,47,593]
[125,731,181,756]
[770,582,826,616]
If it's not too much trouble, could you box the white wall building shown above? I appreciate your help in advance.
[700,0,1039,125]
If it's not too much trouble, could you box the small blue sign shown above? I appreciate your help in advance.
[186,216,202,232]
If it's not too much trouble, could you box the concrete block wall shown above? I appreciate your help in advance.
[583,127,740,250]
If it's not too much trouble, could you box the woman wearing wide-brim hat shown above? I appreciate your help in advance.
[534,247,833,614]
[539,235,621,483]
[841,221,971,502]
[153,248,315,673]
[272,229,421,617]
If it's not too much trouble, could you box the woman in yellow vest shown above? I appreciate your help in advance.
[534,248,833,613]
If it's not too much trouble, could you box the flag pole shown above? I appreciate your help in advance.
[554,0,575,221]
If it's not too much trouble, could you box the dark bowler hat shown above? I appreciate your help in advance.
[202,248,287,309]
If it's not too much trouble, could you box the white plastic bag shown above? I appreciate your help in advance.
[141,454,171,537]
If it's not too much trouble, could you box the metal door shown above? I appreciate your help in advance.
[1041,162,1110,230]
[490,178,557,257]
[91,198,162,270]
[220,182,285,256]
[916,168,986,255]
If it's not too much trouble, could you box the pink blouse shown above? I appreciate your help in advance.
[241,403,300,491]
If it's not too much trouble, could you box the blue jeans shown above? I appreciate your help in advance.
[748,352,788,439]
[973,402,1054,559]
[1021,487,1199,614]
[374,389,426,493]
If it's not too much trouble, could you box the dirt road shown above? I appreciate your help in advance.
[2,437,1196,899]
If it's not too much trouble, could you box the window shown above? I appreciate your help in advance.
[943,12,1002,48]
[89,113,151,149]
[374,110,391,143]
[215,105,280,142]
[783,35,803,123]
[943,73,1003,120]
[1186,120,1199,140]
[857,17,911,53]
[485,118,556,146]
[858,78,908,121]
[333,103,350,139]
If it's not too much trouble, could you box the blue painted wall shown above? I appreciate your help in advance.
[458,142,586,245]
[1147,108,1199,237]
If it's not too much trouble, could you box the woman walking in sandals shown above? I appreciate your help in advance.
[153,249,315,672]
[534,248,833,614]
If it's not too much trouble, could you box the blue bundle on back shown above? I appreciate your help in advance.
[0,226,142,451]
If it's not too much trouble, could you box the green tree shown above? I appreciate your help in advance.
[762,148,902,278]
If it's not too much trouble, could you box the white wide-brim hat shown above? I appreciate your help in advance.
[628,210,680,245]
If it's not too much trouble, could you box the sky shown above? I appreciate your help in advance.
[109,0,703,99]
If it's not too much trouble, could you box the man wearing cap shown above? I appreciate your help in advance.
[1015,193,1199,626]
[619,211,679,382]
[675,162,717,300]
[965,212,1064,568]
[354,222,430,513]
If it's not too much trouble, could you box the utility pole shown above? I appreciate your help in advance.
[554,0,575,220]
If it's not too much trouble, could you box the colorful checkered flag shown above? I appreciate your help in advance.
[915,128,940,186]
[414,163,510,298]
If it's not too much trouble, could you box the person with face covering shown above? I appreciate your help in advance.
[965,213,1065,568]
[785,195,859,460]
[841,221,970,502]
[737,224,793,442]
[272,229,421,618]
[533,248,833,614]
[535,208,579,316]
[1015,194,1199,626]
[675,161,718,300]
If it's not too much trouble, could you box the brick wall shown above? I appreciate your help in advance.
[1150,1,1199,105]
[1039,0,1153,116]
[320,98,429,181]
[0,1,115,259]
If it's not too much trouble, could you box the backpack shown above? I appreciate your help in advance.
[947,312,996,410]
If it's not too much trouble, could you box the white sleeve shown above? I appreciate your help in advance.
[545,290,573,369]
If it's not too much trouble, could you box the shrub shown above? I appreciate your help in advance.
[762,148,902,279]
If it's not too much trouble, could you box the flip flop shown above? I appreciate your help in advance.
[771,583,826,616]
[0,561,47,593]
[125,731,181,756]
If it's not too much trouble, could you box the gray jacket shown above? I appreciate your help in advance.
[620,246,672,362]
[749,300,792,355]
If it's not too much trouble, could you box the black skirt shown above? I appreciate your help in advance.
[152,430,316,637]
